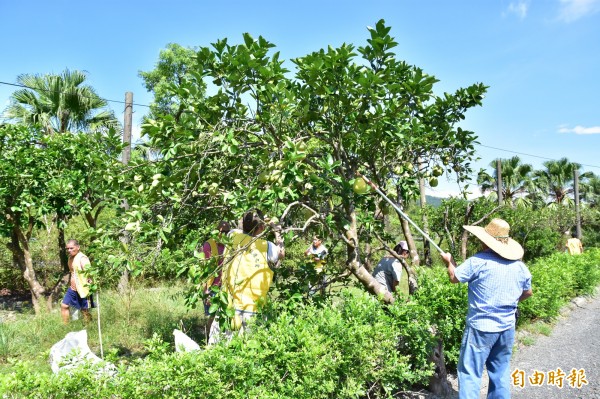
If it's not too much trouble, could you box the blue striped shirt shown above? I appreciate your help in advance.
[455,249,532,332]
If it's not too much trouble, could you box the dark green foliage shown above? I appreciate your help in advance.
[518,227,560,261]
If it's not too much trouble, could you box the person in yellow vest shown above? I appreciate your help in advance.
[208,209,284,344]
[202,221,231,331]
[566,231,584,255]
[61,239,93,324]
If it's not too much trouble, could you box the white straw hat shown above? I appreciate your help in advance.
[463,218,524,260]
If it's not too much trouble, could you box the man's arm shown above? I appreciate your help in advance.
[441,252,460,284]
[519,289,533,302]
[391,262,402,293]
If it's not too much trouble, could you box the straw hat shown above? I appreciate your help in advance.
[463,218,523,260]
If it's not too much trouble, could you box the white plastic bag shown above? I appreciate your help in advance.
[49,329,108,374]
[173,329,200,352]
[69,308,80,321]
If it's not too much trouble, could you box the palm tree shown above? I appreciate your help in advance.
[477,156,534,207]
[580,173,600,208]
[532,158,593,207]
[3,69,119,134]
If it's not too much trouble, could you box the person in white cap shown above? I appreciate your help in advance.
[441,218,533,399]
[372,241,409,294]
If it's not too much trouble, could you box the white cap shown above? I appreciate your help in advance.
[396,241,409,252]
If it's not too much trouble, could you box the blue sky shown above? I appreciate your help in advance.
[1,0,599,197]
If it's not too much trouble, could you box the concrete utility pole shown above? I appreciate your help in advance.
[122,92,133,165]
[118,92,133,294]
[574,168,582,239]
[496,159,503,206]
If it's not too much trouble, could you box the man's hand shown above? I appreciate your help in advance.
[441,252,453,266]
[441,252,460,284]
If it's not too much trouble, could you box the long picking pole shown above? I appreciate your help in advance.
[96,291,104,359]
[356,172,445,255]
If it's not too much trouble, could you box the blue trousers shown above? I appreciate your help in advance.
[458,325,515,399]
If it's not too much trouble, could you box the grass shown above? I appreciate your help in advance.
[531,322,553,336]
[0,283,207,374]
[520,335,536,346]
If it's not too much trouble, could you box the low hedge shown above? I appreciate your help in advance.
[519,248,600,321]
[1,249,598,398]
[1,291,436,399]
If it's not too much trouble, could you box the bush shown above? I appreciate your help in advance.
[1,250,598,398]
[518,249,600,322]
[413,267,468,368]
[0,290,437,398]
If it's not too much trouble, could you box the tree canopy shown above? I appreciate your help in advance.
[131,19,487,304]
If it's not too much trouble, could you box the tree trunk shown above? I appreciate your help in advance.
[344,205,395,303]
[428,326,452,397]
[57,213,69,275]
[460,203,475,261]
[44,213,71,309]
[396,185,421,266]
[399,258,419,295]
[8,227,46,314]
[47,273,70,310]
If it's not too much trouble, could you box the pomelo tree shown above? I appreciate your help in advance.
[131,20,487,305]
[0,123,124,312]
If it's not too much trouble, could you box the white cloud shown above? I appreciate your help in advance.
[557,0,600,22]
[506,0,530,19]
[558,124,600,134]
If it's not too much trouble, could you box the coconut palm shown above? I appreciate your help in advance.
[532,158,593,207]
[3,69,120,134]
[477,156,534,207]
[580,173,600,208]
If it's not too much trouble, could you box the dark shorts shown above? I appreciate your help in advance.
[62,287,90,310]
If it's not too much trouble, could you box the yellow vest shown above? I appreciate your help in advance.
[71,252,91,298]
[222,232,273,313]
[203,238,220,289]
[566,238,582,255]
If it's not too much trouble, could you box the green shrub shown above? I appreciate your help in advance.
[0,290,436,398]
[413,267,468,368]
[521,227,561,262]
[519,249,600,322]
[1,250,598,398]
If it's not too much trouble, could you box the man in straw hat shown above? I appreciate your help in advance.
[441,218,532,399]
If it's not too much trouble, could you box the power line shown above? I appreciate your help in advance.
[1,79,598,171]
[0,81,150,108]
[476,143,600,170]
